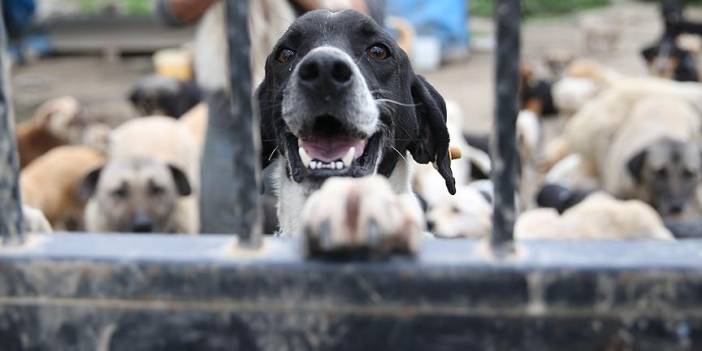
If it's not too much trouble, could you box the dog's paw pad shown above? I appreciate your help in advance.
[303,176,423,258]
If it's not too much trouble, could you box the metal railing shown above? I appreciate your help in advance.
[0,4,24,244]
[491,0,520,252]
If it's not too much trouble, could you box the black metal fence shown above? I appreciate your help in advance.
[2,1,702,350]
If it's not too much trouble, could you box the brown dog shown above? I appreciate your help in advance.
[21,145,105,230]
[16,97,82,169]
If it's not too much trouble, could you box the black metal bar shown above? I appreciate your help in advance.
[3,234,702,349]
[0,6,25,244]
[225,0,262,247]
[491,0,521,251]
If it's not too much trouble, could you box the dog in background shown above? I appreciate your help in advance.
[642,42,699,82]
[82,116,200,234]
[21,145,105,231]
[16,96,81,168]
[517,192,673,240]
[604,96,702,218]
[128,75,202,118]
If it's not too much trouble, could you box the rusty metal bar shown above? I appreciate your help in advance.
[491,0,521,251]
[0,6,25,244]
[225,0,262,247]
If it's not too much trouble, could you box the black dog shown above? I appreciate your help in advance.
[255,10,455,239]
[128,75,202,118]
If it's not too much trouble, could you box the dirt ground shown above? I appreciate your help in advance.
[11,1,670,127]
[8,1,675,134]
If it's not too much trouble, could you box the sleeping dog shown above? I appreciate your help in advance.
[257,10,455,254]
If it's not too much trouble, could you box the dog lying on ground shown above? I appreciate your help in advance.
[603,96,702,218]
[81,116,199,234]
[425,183,493,239]
[256,10,455,254]
[516,192,674,240]
[544,65,702,172]
[425,184,673,241]
[21,145,105,231]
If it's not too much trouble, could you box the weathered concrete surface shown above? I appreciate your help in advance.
[0,6,24,243]
[1,234,702,350]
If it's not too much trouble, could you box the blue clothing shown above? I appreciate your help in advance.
[387,0,469,55]
[3,0,36,37]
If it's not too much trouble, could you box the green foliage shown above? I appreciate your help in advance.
[470,0,611,17]
[124,0,153,15]
[78,0,152,16]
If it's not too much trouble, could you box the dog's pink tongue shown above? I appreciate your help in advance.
[300,137,366,162]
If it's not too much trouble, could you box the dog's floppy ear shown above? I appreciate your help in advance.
[255,83,278,170]
[627,149,648,184]
[407,75,456,195]
[167,164,192,196]
[77,167,103,201]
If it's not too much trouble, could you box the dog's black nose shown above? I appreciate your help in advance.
[298,53,353,92]
[132,217,153,233]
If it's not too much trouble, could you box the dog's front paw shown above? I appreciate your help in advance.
[303,176,423,258]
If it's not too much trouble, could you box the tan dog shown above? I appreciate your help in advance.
[603,96,701,217]
[81,157,193,233]
[83,116,199,234]
[21,145,105,230]
[545,65,702,171]
[425,184,493,239]
[16,97,81,168]
[516,192,673,240]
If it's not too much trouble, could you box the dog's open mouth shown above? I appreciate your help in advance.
[285,115,382,181]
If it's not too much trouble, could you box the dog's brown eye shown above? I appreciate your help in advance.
[367,44,390,61]
[682,169,696,179]
[277,48,296,64]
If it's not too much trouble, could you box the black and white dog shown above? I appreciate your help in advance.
[256,10,456,253]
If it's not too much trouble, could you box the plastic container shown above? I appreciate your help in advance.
[153,48,193,81]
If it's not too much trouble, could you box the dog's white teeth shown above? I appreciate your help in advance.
[299,147,311,167]
[310,161,318,170]
[342,147,355,167]
[336,161,344,170]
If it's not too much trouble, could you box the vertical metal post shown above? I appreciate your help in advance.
[225,0,262,247]
[491,0,521,251]
[0,6,25,244]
